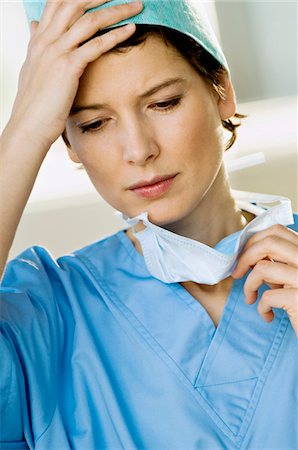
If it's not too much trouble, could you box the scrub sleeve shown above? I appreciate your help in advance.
[0,218,297,449]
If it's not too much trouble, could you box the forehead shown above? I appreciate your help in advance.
[74,34,200,105]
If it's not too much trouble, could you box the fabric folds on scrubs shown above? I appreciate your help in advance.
[1,217,298,450]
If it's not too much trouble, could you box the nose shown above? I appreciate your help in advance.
[122,117,160,166]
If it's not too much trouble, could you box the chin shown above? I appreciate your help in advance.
[140,201,192,228]
[119,188,199,227]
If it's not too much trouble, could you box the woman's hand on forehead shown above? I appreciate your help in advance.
[0,0,142,277]
[11,0,143,151]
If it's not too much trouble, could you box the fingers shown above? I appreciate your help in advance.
[26,0,142,80]
[258,288,298,336]
[244,260,298,304]
[34,0,60,34]
[233,235,298,279]
[241,224,298,255]
[37,0,111,35]
[61,1,142,50]
[72,23,136,68]
[33,0,142,50]
[234,225,298,336]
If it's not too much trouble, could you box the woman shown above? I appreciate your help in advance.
[0,0,297,449]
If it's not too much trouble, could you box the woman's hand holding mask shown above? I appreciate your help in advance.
[232,225,298,336]
[9,0,142,150]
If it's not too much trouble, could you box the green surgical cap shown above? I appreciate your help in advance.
[23,0,229,71]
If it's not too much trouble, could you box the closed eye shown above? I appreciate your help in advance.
[150,97,182,112]
[78,97,182,133]
[79,119,109,134]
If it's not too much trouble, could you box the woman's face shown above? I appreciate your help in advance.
[65,34,235,226]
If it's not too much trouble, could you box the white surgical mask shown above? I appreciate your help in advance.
[123,191,294,285]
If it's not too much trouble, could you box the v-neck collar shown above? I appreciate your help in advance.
[77,229,290,445]
[116,230,280,381]
[107,230,289,441]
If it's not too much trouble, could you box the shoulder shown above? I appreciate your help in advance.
[0,230,130,318]
[1,245,61,289]
[0,232,128,376]
[1,230,124,289]
[0,231,126,330]
[0,245,63,350]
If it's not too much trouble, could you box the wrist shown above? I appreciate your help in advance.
[1,117,52,158]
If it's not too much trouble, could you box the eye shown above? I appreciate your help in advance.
[150,97,182,112]
[79,119,108,134]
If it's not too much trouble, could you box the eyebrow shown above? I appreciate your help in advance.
[69,77,187,116]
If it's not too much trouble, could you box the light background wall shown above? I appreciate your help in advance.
[216,1,297,102]
[0,0,297,258]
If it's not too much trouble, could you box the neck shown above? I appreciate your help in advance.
[164,166,252,247]
[125,166,255,318]
[126,166,255,254]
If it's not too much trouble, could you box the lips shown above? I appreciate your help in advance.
[128,174,177,190]
[128,174,178,199]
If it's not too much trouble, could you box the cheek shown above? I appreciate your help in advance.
[71,139,121,196]
[169,101,223,166]
[178,105,224,194]
[84,162,128,213]
[71,133,117,171]
[84,157,117,193]
[171,96,221,143]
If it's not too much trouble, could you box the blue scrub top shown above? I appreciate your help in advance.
[1,218,298,449]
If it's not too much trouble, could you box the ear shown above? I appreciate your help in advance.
[62,130,82,164]
[217,75,237,120]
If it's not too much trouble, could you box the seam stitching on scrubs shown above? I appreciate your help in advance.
[194,278,244,388]
[76,255,268,445]
[196,283,289,444]
[76,255,247,443]
[117,231,151,272]
[75,253,242,445]
[168,282,213,315]
[103,280,241,443]
[118,232,216,320]
[196,376,258,388]
[235,313,289,444]
[75,254,187,374]
[195,389,238,437]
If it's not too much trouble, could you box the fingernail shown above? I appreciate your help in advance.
[130,1,142,8]
[124,23,135,31]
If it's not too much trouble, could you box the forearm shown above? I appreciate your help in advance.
[0,120,49,278]
[0,0,142,279]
